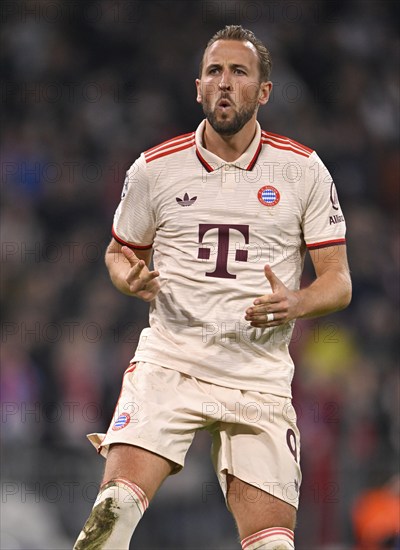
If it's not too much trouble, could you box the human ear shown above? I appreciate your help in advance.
[195,78,202,104]
[258,81,273,105]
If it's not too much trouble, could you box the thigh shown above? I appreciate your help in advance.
[102,443,175,501]
[211,391,301,511]
[89,362,207,471]
[226,474,296,539]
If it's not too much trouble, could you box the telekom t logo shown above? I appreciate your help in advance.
[198,224,249,279]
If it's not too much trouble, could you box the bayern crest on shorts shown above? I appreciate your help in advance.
[258,185,280,207]
[112,412,131,431]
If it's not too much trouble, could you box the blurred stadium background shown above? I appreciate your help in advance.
[1,1,399,548]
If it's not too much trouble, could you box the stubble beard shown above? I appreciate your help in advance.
[203,98,259,136]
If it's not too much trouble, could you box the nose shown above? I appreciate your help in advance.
[218,70,232,91]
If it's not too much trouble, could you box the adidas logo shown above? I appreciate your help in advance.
[176,193,197,207]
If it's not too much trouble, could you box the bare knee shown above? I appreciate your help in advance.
[103,444,175,500]
[226,474,296,539]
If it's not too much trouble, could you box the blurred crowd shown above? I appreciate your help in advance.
[1,1,399,548]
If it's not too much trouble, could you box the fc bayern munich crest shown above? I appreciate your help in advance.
[258,185,280,207]
[112,412,131,431]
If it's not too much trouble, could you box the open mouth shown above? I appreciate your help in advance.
[218,99,232,109]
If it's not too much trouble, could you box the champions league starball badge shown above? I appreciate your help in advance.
[257,185,281,207]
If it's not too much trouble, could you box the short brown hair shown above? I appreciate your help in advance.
[199,25,272,82]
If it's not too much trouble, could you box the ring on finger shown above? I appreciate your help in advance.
[266,312,275,322]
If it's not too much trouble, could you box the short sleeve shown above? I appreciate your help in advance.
[302,152,346,250]
[112,154,156,249]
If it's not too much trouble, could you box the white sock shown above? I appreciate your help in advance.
[241,527,295,550]
[73,477,148,549]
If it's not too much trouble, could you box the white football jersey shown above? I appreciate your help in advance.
[112,120,346,397]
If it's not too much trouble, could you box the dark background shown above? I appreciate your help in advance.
[1,1,399,548]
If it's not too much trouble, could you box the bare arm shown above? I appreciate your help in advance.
[105,238,160,301]
[245,245,351,327]
[292,245,351,318]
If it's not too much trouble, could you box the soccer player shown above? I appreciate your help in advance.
[74,25,351,550]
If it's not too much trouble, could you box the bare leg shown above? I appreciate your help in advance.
[102,443,175,500]
[227,474,296,549]
[73,444,175,549]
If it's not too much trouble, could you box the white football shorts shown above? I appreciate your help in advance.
[88,361,302,508]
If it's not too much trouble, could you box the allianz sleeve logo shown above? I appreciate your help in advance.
[329,214,345,225]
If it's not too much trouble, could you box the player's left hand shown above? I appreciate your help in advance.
[244,265,300,327]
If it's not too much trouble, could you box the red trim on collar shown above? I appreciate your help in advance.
[196,137,262,172]
[246,141,262,170]
[196,148,214,172]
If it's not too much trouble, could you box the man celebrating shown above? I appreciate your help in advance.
[74,25,351,549]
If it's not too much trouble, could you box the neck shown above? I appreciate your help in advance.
[202,118,257,162]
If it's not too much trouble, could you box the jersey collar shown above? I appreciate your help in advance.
[195,119,262,172]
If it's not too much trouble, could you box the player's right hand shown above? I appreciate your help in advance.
[121,246,160,302]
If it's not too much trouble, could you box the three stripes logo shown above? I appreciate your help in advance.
[176,193,197,207]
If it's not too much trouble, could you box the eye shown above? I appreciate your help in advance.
[208,67,220,75]
[234,68,246,75]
